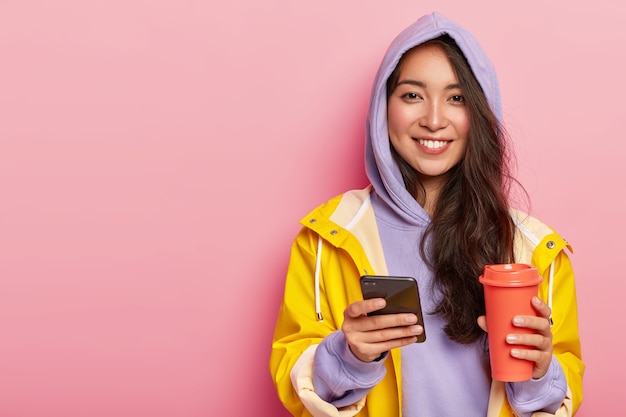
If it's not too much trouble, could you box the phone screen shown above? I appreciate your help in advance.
[360,275,426,342]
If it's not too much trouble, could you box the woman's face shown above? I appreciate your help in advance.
[387,43,470,191]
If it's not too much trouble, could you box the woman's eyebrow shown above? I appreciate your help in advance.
[397,79,425,88]
[397,79,461,90]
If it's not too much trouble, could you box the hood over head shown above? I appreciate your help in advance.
[365,12,502,224]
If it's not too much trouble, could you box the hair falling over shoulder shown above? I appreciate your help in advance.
[388,35,520,344]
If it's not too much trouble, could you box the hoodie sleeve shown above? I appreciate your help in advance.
[313,330,387,407]
[505,356,567,417]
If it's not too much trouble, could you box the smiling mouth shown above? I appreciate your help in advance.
[417,138,450,149]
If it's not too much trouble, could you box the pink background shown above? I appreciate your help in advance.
[0,1,622,415]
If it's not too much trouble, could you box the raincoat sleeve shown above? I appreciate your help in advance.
[534,234,584,416]
[515,233,584,417]
[269,226,366,417]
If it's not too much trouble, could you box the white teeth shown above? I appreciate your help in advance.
[418,139,448,149]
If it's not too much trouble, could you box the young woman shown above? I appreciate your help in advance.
[270,12,584,417]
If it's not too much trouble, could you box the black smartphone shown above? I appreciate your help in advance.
[360,275,426,343]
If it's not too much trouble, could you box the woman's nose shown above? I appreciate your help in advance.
[418,102,447,131]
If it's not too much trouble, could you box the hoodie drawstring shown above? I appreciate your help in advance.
[313,195,372,322]
[315,236,323,321]
[548,260,555,326]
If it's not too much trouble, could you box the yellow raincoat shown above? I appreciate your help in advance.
[270,187,584,417]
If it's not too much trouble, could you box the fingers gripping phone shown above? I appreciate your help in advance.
[360,275,426,343]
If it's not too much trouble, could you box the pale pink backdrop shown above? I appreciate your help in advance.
[0,0,622,416]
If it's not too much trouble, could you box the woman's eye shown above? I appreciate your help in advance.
[403,92,420,100]
[450,95,465,103]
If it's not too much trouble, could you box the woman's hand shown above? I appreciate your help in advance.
[342,298,423,362]
[477,296,554,379]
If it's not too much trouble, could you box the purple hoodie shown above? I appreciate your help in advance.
[314,11,566,417]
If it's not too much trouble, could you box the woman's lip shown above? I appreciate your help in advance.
[414,137,452,154]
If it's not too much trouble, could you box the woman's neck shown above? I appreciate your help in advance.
[417,175,448,217]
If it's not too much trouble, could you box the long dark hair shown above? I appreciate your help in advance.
[387,35,519,344]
